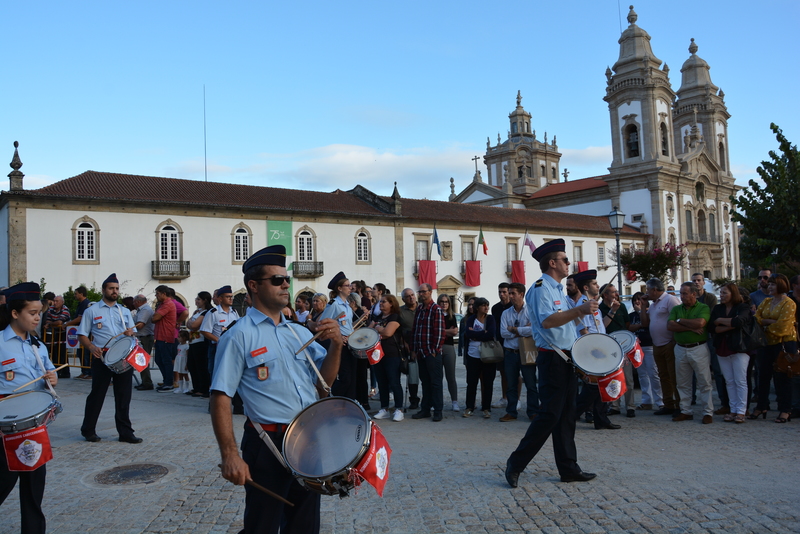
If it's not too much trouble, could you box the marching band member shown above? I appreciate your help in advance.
[210,245,343,533]
[0,282,57,533]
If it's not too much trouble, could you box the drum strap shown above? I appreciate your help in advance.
[551,346,571,364]
[286,324,331,395]
[250,419,290,472]
[30,343,58,398]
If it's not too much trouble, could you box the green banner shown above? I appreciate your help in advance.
[267,221,293,293]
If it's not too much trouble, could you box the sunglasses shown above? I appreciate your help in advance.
[253,275,291,286]
[759,276,770,280]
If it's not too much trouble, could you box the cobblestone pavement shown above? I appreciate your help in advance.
[4,365,799,533]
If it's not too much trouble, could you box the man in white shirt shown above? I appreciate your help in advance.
[500,283,538,421]
[640,278,682,415]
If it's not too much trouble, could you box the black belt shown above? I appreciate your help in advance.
[506,348,519,353]
[677,341,706,348]
[538,348,572,355]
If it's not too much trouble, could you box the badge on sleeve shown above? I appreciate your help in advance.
[5,371,14,381]
[257,366,269,381]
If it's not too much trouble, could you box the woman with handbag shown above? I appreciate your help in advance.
[437,294,460,412]
[753,274,798,423]
[462,297,497,418]
[368,295,405,422]
[709,283,753,423]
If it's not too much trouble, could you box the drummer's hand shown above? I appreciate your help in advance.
[90,345,104,359]
[44,371,58,387]
[316,318,344,347]
[123,328,135,337]
[578,300,599,316]
[220,455,251,486]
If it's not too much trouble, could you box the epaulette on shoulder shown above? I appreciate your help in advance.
[534,279,544,288]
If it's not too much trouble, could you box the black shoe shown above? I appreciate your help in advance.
[156,385,174,392]
[626,409,635,418]
[607,408,621,416]
[135,384,154,391]
[119,436,143,444]
[584,413,594,424]
[560,471,597,483]
[653,407,673,415]
[411,411,431,419]
[597,423,621,430]
[409,401,420,410]
[82,433,101,442]
[505,461,519,488]
[432,412,443,422]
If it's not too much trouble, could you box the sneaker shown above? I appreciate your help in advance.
[491,398,508,409]
[392,409,404,422]
[462,409,473,418]
[451,401,460,412]
[173,387,183,394]
[483,410,491,419]
[373,409,390,420]
[516,400,522,411]
[156,385,174,392]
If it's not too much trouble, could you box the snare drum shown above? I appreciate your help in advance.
[348,328,382,361]
[0,391,62,435]
[570,333,624,384]
[609,330,636,355]
[104,336,137,374]
[283,396,372,497]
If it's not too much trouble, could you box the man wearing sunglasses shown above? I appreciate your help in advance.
[211,245,343,534]
[749,268,772,311]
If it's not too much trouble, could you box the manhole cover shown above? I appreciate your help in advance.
[94,463,170,486]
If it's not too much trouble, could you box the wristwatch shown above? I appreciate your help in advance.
[677,318,682,324]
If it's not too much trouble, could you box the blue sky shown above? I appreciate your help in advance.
[3,1,798,201]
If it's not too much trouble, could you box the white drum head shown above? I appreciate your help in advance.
[609,330,637,354]
[105,336,136,365]
[348,328,380,351]
[571,333,624,376]
[283,397,370,478]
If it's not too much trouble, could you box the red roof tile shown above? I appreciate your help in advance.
[529,175,609,199]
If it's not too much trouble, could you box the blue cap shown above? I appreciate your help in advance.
[103,273,119,285]
[327,271,347,291]
[217,285,232,296]
[5,282,40,302]
[572,269,598,289]
[242,245,287,273]
[532,239,565,261]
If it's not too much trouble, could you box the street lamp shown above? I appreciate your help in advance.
[607,205,625,296]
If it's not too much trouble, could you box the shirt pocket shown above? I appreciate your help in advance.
[1,359,23,381]
[92,315,105,325]
[245,350,278,379]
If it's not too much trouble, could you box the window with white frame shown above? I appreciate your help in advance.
[597,242,606,265]
[355,228,371,264]
[232,224,252,263]
[507,242,518,262]
[297,229,314,261]
[72,216,100,264]
[462,240,474,262]
[160,224,180,260]
[573,242,583,263]
[415,239,429,261]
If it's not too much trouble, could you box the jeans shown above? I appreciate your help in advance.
[675,343,714,416]
[718,352,749,415]
[503,349,538,418]
[708,338,730,409]
[418,353,444,414]
[464,356,495,411]
[441,344,458,401]
[637,345,662,407]
[756,342,796,413]
[154,340,176,386]
[372,356,404,410]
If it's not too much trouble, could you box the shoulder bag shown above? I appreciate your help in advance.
[479,340,504,363]
[741,315,767,351]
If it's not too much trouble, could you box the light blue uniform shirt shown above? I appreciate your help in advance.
[78,301,136,348]
[211,307,327,425]
[200,306,240,344]
[525,273,578,351]
[318,296,353,336]
[578,294,606,335]
[0,326,55,395]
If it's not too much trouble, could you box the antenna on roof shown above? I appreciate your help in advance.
[203,85,208,182]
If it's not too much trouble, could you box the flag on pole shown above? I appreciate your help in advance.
[432,225,442,257]
[478,228,488,255]
[523,230,536,257]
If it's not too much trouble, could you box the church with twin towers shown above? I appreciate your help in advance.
[452,5,740,283]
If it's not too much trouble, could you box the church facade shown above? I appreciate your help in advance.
[452,6,740,285]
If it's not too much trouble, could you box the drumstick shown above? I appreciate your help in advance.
[217,464,294,506]
[11,364,69,392]
[295,312,346,355]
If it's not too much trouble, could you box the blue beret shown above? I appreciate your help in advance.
[5,282,40,302]
[327,271,347,291]
[532,239,565,261]
[217,286,232,295]
[242,245,287,273]
[572,269,598,289]
[103,273,119,285]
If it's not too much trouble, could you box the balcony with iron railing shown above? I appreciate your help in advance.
[152,260,190,279]
[293,261,324,278]
[686,233,721,244]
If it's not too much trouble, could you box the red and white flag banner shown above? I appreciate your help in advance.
[353,424,392,496]
[598,368,627,402]
[3,424,53,472]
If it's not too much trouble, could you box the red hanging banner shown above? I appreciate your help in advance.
[511,260,525,285]
[3,425,53,472]
[464,261,481,287]
[417,260,438,289]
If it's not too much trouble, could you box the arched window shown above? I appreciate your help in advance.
[709,213,716,241]
[296,227,315,262]
[551,167,557,181]
[685,210,693,238]
[355,228,371,264]
[160,224,180,260]
[232,223,252,263]
[695,182,705,202]
[511,122,518,134]
[540,165,545,177]
[718,142,726,170]
[72,216,100,264]
[624,124,640,158]
[698,210,707,238]
[661,122,669,156]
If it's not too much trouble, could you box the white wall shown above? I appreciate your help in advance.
[620,189,652,229]
[547,199,612,217]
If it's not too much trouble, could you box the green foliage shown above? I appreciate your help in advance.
[616,240,687,284]
[731,123,800,267]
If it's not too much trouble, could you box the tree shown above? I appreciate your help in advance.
[615,240,687,284]
[731,123,800,268]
